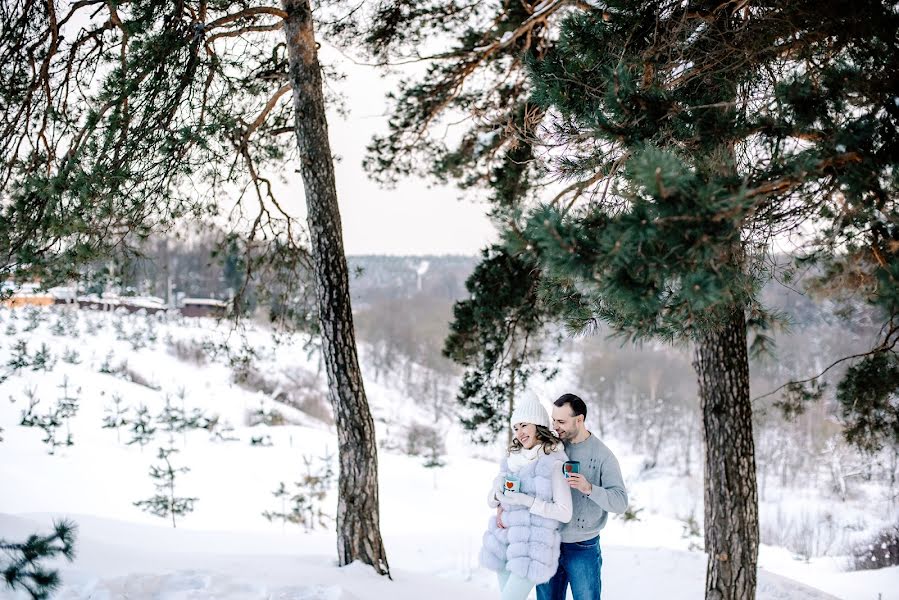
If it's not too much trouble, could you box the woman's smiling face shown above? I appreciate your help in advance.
[513,422,538,449]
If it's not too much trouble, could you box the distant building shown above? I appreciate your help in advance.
[76,294,168,314]
[180,298,228,318]
[1,281,54,307]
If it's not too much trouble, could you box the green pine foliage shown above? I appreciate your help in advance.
[514,1,899,450]
[0,519,77,600]
[126,404,157,450]
[341,2,577,444]
[29,344,54,373]
[209,418,240,443]
[261,453,334,531]
[0,1,314,331]
[133,446,198,528]
[18,386,74,455]
[443,245,561,443]
[55,377,79,445]
[157,395,188,444]
[101,393,130,443]
[61,348,81,365]
[836,353,899,453]
[98,351,116,375]
[0,340,31,383]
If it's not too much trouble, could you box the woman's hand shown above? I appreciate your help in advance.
[502,490,536,507]
[496,506,505,529]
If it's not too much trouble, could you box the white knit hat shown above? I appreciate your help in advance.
[510,391,551,429]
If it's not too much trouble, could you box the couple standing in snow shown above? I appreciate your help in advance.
[480,393,628,600]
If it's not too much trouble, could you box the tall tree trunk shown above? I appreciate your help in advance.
[693,307,759,600]
[282,0,390,577]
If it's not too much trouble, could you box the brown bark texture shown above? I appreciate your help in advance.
[693,307,759,600]
[282,0,390,577]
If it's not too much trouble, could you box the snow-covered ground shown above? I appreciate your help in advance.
[0,306,896,599]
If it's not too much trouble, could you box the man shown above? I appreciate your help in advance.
[537,393,628,600]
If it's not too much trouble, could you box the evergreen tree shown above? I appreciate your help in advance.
[1,0,390,575]
[19,387,71,455]
[250,434,274,447]
[262,452,334,531]
[55,377,79,445]
[1,340,30,383]
[156,394,187,445]
[344,0,575,442]
[126,404,157,451]
[98,352,116,375]
[133,446,198,528]
[29,344,54,373]
[61,348,81,365]
[101,393,130,443]
[506,3,898,598]
[262,481,292,529]
[356,1,898,597]
[443,246,560,444]
[0,519,77,600]
[209,418,240,443]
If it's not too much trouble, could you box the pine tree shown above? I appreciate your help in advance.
[61,348,81,365]
[126,404,157,451]
[55,377,79,446]
[0,340,30,383]
[345,1,573,439]
[262,452,334,531]
[98,352,116,375]
[355,1,898,597]
[133,446,198,528]
[101,393,130,443]
[250,434,274,447]
[509,3,898,598]
[443,246,560,444]
[156,394,187,445]
[19,387,70,455]
[1,1,390,574]
[204,415,240,443]
[22,309,43,333]
[0,519,77,600]
[262,481,292,529]
[29,344,54,373]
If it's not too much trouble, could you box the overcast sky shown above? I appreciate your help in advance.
[275,42,498,257]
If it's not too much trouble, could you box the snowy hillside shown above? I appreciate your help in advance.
[0,305,895,599]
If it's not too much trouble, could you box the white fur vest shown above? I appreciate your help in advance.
[479,446,567,584]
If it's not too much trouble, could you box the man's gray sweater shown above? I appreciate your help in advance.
[560,433,628,543]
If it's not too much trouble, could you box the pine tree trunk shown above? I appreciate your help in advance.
[282,0,390,577]
[693,307,759,600]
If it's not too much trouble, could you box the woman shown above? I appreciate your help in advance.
[480,392,573,600]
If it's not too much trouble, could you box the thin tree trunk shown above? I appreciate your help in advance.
[282,0,390,577]
[693,307,759,600]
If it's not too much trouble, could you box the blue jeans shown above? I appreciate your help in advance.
[536,536,602,600]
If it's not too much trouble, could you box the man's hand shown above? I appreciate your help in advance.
[566,473,592,494]
[496,506,505,529]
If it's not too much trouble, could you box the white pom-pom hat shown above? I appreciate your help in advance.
[509,391,551,429]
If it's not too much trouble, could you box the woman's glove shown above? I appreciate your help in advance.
[501,490,536,507]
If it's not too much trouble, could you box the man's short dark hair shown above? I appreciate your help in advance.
[554,393,587,419]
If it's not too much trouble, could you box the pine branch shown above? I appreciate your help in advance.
[753,325,899,403]
[0,519,77,600]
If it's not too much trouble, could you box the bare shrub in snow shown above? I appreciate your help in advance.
[166,338,210,366]
[850,523,899,570]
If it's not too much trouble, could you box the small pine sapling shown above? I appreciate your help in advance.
[133,446,198,528]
